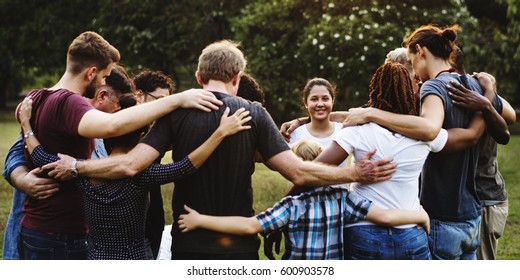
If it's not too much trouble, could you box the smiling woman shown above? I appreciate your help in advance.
[287,78,346,166]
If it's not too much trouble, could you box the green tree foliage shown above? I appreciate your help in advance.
[92,0,251,88]
[463,0,520,106]
[0,0,250,108]
[0,0,100,108]
[233,0,481,123]
[0,0,517,121]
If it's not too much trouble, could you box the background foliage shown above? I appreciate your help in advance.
[0,0,518,123]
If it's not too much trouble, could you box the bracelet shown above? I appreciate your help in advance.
[24,130,34,139]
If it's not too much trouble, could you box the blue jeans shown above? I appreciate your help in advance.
[428,217,481,260]
[344,225,431,260]
[2,190,26,260]
[19,227,88,260]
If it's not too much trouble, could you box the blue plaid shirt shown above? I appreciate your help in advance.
[256,186,372,260]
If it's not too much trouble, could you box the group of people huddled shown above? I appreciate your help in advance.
[2,23,515,260]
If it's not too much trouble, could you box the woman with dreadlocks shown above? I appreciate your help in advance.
[340,24,505,259]
[313,62,448,259]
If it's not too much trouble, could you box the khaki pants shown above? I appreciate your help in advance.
[477,200,508,260]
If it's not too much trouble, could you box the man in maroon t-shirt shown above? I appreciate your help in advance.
[14,31,222,260]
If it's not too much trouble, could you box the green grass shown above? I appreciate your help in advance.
[1,112,520,259]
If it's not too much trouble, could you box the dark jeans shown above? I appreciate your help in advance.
[19,227,87,260]
[172,251,259,260]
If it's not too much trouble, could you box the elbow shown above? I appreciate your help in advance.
[495,132,510,145]
[506,115,516,126]
[284,162,308,186]
[291,177,306,187]
[423,126,441,142]
[244,226,259,236]
[120,158,142,177]
[288,169,307,186]
[123,167,139,178]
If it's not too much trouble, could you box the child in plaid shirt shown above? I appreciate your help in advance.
[178,139,430,260]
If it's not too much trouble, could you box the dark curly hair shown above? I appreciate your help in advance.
[237,72,266,107]
[133,69,174,94]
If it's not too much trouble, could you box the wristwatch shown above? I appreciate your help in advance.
[70,159,78,178]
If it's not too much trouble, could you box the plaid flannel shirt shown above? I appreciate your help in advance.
[256,186,372,260]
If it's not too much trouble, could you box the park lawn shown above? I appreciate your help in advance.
[1,115,519,259]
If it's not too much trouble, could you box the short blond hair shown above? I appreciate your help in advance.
[197,40,246,84]
[290,139,323,161]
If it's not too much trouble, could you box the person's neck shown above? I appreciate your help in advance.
[307,119,335,137]
[203,80,235,96]
[49,72,85,95]
[426,58,454,80]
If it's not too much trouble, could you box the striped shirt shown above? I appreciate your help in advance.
[256,186,372,260]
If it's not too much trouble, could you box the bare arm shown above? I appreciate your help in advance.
[366,205,430,234]
[19,98,39,155]
[10,166,60,200]
[266,149,395,186]
[178,205,262,235]
[78,89,223,138]
[342,95,444,141]
[44,143,160,180]
[443,112,485,153]
[279,117,307,142]
[314,141,349,166]
[279,114,346,142]
[500,96,516,125]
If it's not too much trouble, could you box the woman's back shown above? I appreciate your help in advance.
[334,122,447,227]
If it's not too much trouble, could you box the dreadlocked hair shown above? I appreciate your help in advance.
[368,62,419,116]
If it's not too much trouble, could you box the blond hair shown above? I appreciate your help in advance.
[290,139,323,161]
[385,48,413,73]
[197,40,246,84]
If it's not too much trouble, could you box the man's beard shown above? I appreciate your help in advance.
[84,79,97,98]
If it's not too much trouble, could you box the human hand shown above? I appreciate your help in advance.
[279,119,303,142]
[178,205,202,233]
[19,167,60,200]
[42,153,76,181]
[417,206,430,235]
[342,107,372,128]
[447,80,491,111]
[353,149,396,184]
[263,230,282,260]
[176,89,223,112]
[217,107,252,137]
[19,97,33,131]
